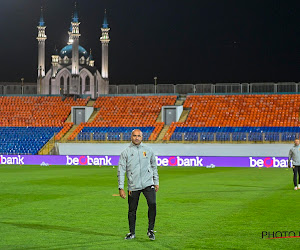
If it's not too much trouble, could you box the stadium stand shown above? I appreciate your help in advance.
[164,94,300,142]
[69,95,177,141]
[2,93,300,154]
[0,96,88,154]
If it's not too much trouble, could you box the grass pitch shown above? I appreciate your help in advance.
[0,165,299,249]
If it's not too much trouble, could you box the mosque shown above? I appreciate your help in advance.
[36,3,110,98]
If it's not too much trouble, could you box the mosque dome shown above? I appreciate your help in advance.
[59,44,89,59]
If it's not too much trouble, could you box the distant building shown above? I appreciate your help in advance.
[36,2,110,98]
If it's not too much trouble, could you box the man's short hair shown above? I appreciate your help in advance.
[131,129,143,136]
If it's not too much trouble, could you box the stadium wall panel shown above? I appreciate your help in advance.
[57,143,291,157]
[0,154,290,168]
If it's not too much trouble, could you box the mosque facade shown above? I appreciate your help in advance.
[36,3,110,98]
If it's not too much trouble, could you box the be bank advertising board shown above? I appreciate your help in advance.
[0,155,291,168]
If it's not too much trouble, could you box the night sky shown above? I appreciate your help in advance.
[1,0,300,84]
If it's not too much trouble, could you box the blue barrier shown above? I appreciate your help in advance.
[78,127,155,141]
[170,127,300,141]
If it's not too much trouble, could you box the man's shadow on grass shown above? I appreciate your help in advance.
[1,221,115,237]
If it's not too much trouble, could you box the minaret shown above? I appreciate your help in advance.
[67,23,73,45]
[71,2,80,75]
[51,47,59,77]
[88,49,95,67]
[70,1,81,94]
[100,10,110,79]
[37,7,47,79]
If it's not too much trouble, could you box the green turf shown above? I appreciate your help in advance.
[0,165,299,249]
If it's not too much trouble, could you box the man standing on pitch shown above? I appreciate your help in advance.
[118,129,159,240]
[288,138,300,190]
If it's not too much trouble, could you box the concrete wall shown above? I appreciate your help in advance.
[58,143,292,157]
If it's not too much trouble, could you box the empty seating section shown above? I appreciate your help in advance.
[184,94,300,127]
[0,96,88,154]
[92,96,176,126]
[0,127,62,154]
[0,96,88,127]
[2,93,298,153]
[72,95,177,141]
[165,94,300,141]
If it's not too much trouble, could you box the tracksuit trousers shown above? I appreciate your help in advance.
[128,185,156,234]
[293,166,300,187]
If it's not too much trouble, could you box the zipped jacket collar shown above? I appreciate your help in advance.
[130,142,143,148]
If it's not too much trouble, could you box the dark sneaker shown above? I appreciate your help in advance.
[125,233,135,240]
[147,230,155,240]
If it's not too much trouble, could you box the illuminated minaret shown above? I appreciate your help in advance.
[88,49,95,67]
[71,2,80,75]
[51,47,59,77]
[100,10,110,79]
[37,7,47,79]
[67,23,73,45]
[69,1,81,94]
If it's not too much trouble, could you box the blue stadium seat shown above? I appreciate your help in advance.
[216,132,230,141]
[0,127,62,155]
[171,126,300,142]
[264,132,280,142]
[281,133,298,141]
[78,127,155,141]
[232,132,247,142]
[200,132,214,141]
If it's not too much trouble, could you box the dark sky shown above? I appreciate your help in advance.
[1,0,300,84]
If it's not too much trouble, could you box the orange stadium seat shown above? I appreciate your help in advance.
[70,95,177,141]
[0,96,88,127]
[164,94,300,141]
